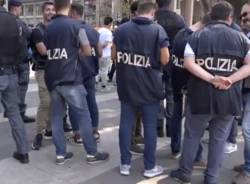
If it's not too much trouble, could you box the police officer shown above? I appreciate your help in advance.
[112,0,169,177]
[0,0,29,164]
[31,1,55,150]
[170,2,250,184]
[44,0,109,165]
[155,0,186,138]
[129,0,144,155]
[70,3,102,143]
[170,15,212,168]
[233,2,250,183]
[8,0,35,123]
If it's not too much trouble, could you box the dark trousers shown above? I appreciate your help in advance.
[227,118,238,144]
[108,63,116,81]
[119,101,159,170]
[71,77,99,131]
[170,100,203,161]
[131,113,143,145]
[179,106,234,184]
[17,63,30,115]
[157,76,174,136]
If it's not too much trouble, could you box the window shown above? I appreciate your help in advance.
[24,4,34,16]
[36,4,43,16]
[177,0,181,9]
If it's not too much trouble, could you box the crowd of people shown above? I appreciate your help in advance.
[1,0,250,183]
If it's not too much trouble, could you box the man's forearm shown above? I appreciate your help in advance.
[229,64,250,84]
[184,57,214,83]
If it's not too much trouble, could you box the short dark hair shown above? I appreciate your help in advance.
[130,1,138,15]
[71,3,83,16]
[104,16,113,26]
[54,0,70,11]
[202,13,211,25]
[42,1,54,11]
[156,0,171,8]
[210,1,234,21]
[137,0,156,15]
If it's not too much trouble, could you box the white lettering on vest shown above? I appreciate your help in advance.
[195,57,239,72]
[173,55,184,68]
[116,51,151,68]
[47,48,68,60]
[91,47,96,57]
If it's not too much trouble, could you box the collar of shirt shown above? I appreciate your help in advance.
[52,14,68,20]
[132,17,154,25]
[207,21,230,28]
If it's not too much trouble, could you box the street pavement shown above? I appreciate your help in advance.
[0,75,246,184]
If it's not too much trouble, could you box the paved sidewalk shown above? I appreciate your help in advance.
[0,79,245,184]
[0,128,245,184]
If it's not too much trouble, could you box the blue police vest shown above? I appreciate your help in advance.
[78,21,99,83]
[114,17,169,106]
[172,28,193,102]
[44,15,82,91]
[0,7,21,66]
[188,22,250,115]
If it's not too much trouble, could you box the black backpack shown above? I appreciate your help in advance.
[0,10,21,66]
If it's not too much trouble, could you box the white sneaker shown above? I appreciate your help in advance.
[144,165,164,178]
[120,165,131,176]
[224,142,238,154]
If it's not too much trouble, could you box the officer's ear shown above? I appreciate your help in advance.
[227,15,233,26]
[149,9,156,19]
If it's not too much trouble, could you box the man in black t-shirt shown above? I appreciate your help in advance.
[31,1,55,151]
[170,2,250,184]
[155,0,186,137]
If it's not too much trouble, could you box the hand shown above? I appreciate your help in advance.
[210,76,232,90]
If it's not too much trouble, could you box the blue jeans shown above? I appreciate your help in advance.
[119,101,159,170]
[50,84,97,156]
[71,77,99,132]
[0,74,29,154]
[171,101,203,162]
[242,93,250,174]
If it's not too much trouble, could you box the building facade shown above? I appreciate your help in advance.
[18,0,205,27]
[19,0,123,26]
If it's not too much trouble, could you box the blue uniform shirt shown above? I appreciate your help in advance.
[114,17,169,106]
